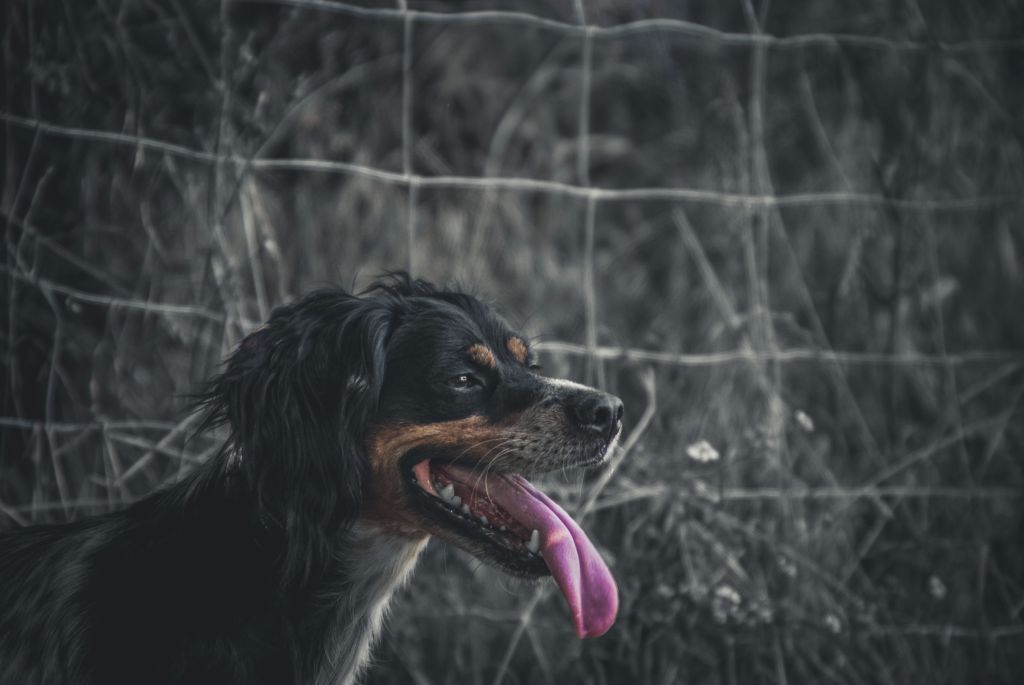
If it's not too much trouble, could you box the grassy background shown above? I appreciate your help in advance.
[3,0,1024,683]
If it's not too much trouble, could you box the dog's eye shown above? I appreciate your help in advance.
[447,374,480,389]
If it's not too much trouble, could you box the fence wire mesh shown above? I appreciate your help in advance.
[3,0,1024,683]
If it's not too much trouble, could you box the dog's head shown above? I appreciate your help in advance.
[202,274,622,637]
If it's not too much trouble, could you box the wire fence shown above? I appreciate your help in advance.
[3,0,1024,682]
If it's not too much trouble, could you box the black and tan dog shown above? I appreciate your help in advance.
[0,274,623,685]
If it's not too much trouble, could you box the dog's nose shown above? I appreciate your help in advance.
[570,391,624,440]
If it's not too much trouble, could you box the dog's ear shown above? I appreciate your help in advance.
[197,290,394,583]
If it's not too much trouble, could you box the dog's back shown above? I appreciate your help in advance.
[0,472,298,685]
[1,518,106,683]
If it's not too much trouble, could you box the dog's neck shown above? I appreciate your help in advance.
[312,522,427,685]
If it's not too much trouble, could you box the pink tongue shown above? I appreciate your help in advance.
[444,465,618,638]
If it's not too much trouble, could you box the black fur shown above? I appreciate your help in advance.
[0,273,623,685]
[0,275,451,685]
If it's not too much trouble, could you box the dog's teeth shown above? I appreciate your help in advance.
[461,504,471,515]
[450,495,461,507]
[527,529,540,554]
[500,526,507,532]
[479,515,488,526]
[440,484,455,502]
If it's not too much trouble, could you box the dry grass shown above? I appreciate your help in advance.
[3,0,1024,683]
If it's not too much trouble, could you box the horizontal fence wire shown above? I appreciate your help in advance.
[2,111,1020,212]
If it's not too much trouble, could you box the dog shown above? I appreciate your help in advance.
[0,274,624,685]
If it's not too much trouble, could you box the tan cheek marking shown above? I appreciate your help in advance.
[468,343,497,369]
[360,403,574,538]
[367,415,493,472]
[362,416,504,536]
[507,336,528,364]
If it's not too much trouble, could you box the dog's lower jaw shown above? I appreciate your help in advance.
[315,521,427,685]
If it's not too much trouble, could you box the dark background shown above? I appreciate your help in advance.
[3,1,1024,683]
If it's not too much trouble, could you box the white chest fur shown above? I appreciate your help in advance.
[316,523,427,685]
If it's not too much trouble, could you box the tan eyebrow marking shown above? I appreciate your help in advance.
[468,343,497,369]
[506,336,528,364]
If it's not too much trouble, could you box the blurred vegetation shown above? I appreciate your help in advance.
[3,0,1024,683]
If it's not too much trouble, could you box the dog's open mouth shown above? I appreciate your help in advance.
[403,454,618,638]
